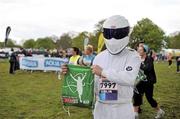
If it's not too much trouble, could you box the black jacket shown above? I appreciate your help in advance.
[9,52,17,63]
[140,56,157,84]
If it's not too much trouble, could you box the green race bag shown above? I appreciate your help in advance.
[62,65,94,108]
[135,69,147,86]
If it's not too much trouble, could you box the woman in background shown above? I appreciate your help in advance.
[78,45,95,67]
[133,46,165,119]
[69,47,80,65]
[167,52,173,68]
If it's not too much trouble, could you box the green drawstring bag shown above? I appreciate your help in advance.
[134,69,147,94]
[62,65,94,108]
[135,69,147,86]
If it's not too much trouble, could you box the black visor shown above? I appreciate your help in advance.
[103,26,130,39]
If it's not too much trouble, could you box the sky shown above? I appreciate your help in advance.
[0,0,180,44]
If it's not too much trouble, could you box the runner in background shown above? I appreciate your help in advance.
[133,46,165,119]
[167,52,173,68]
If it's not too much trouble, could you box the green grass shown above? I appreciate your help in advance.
[0,60,180,119]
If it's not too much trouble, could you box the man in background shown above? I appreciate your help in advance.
[9,48,17,74]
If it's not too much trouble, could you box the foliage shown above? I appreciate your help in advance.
[72,31,88,50]
[56,33,72,49]
[35,37,55,49]
[23,39,36,49]
[130,18,165,51]
[168,33,180,49]
[4,39,16,48]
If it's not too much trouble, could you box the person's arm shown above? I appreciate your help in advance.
[101,55,141,86]
[61,64,68,75]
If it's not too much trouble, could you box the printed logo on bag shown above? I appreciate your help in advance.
[63,97,78,103]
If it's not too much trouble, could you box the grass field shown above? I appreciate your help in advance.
[0,60,180,119]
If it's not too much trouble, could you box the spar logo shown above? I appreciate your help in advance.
[22,59,38,67]
[63,97,78,104]
[44,59,61,68]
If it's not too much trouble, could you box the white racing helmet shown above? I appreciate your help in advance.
[103,15,130,55]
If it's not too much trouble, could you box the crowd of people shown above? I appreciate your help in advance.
[8,45,96,74]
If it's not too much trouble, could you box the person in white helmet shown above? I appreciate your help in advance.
[91,15,141,119]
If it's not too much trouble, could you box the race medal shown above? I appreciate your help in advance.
[99,79,118,101]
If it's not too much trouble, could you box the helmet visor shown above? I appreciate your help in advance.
[103,26,129,39]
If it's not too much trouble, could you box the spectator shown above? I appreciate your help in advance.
[9,48,17,74]
[27,50,32,57]
[176,56,180,73]
[69,47,80,65]
[44,49,50,57]
[77,45,95,66]
[20,48,28,56]
[167,52,173,68]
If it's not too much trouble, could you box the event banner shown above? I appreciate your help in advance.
[62,65,94,108]
[19,57,68,71]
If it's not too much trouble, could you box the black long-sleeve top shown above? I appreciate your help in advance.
[140,56,157,84]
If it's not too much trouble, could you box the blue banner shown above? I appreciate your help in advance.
[22,59,38,68]
[20,57,68,71]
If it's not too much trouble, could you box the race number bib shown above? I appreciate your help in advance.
[99,80,118,101]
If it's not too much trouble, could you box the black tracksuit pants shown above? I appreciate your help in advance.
[177,61,180,72]
[133,81,158,108]
[9,62,15,74]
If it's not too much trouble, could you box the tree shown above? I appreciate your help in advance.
[56,33,72,49]
[35,37,55,49]
[72,31,88,50]
[88,33,98,51]
[130,18,165,51]
[0,42,3,48]
[94,19,106,35]
[6,39,16,48]
[168,33,180,49]
[23,39,35,48]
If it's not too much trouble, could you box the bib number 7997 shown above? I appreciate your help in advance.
[100,82,117,90]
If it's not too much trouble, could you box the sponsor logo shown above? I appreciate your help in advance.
[22,59,38,67]
[126,66,133,71]
[63,97,78,104]
[44,59,62,67]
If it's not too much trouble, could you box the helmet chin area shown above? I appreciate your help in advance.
[104,36,129,55]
